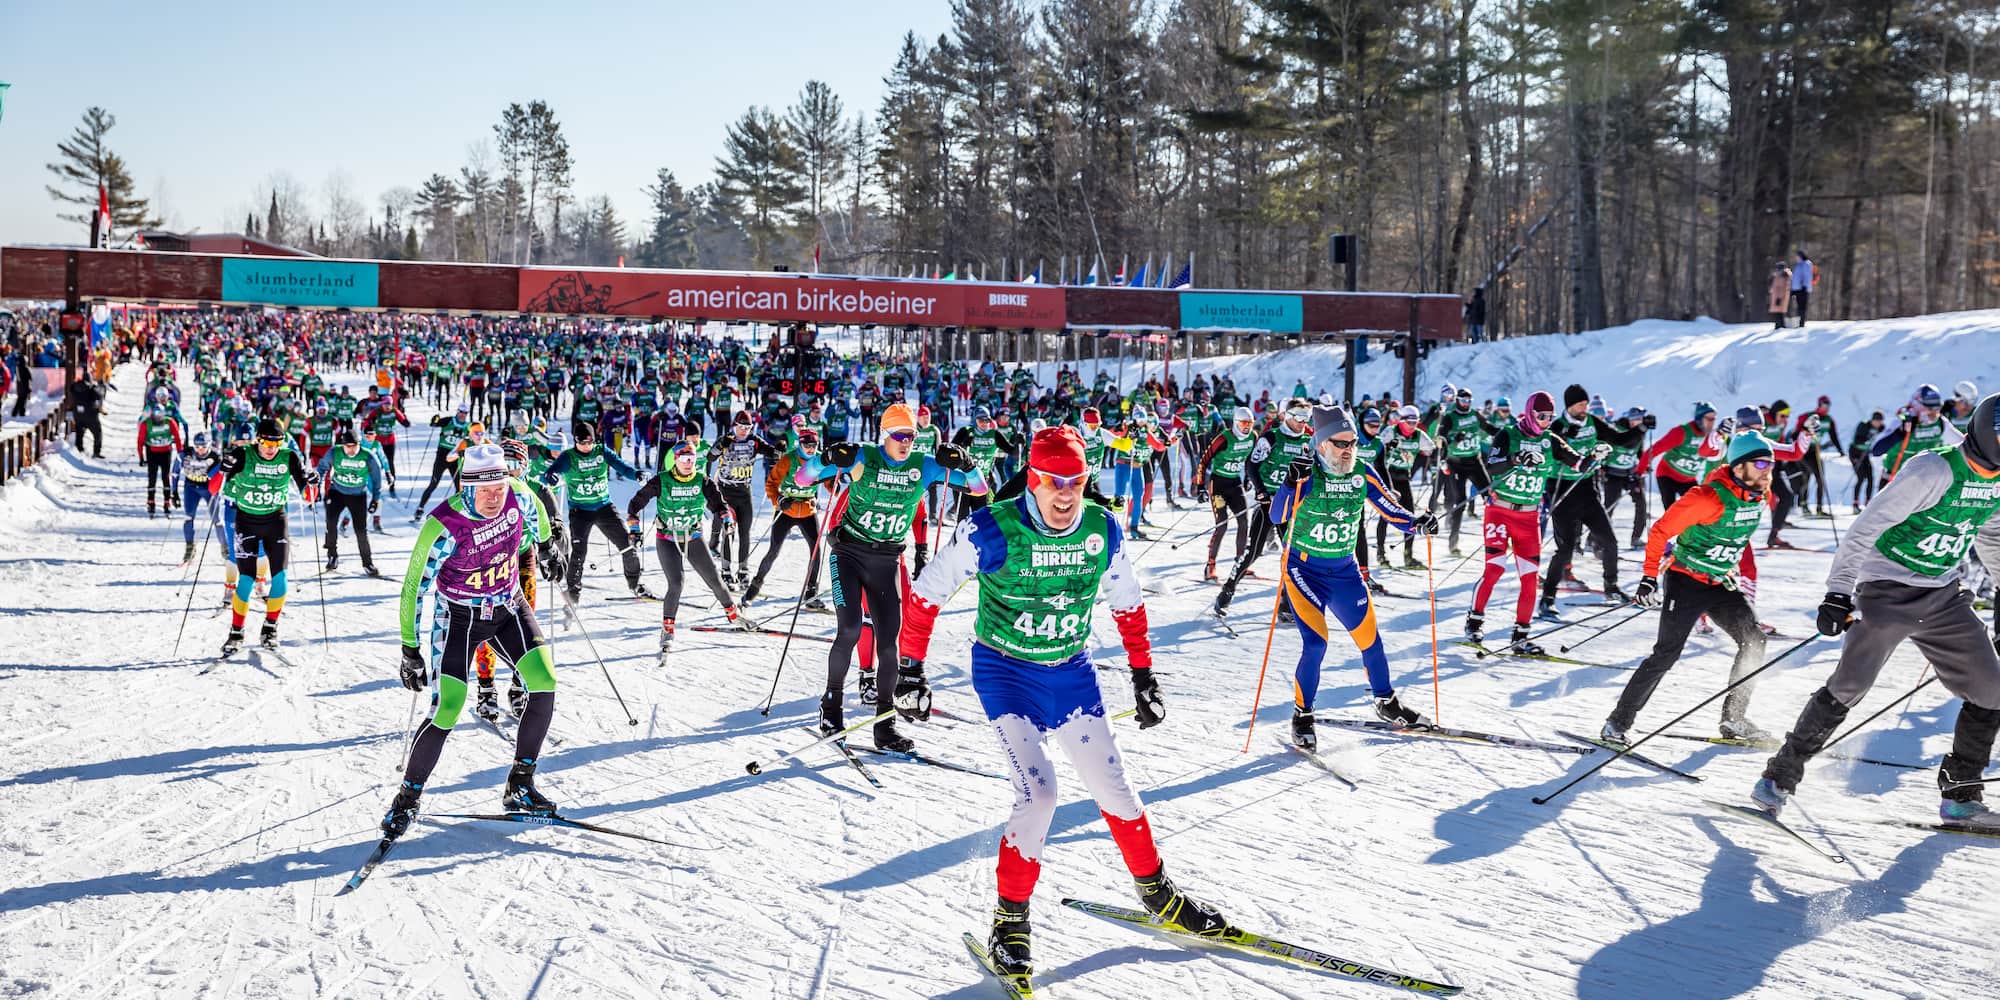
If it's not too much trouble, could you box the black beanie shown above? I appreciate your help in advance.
[1564,384,1589,408]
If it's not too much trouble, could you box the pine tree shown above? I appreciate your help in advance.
[639,168,700,268]
[415,173,462,260]
[715,106,805,268]
[787,81,848,227]
[266,191,283,247]
[44,106,160,238]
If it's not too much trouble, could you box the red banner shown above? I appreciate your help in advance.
[959,285,1066,329]
[517,268,1066,329]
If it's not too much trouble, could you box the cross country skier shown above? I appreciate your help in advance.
[1465,391,1591,654]
[1752,393,2000,829]
[1191,406,1256,581]
[1273,406,1440,749]
[897,425,1233,981]
[414,402,473,511]
[626,437,754,659]
[315,427,386,575]
[381,443,559,837]
[176,432,222,564]
[1428,387,1491,556]
[1537,383,1637,615]
[707,411,778,590]
[1872,383,1963,483]
[138,395,185,517]
[741,428,830,610]
[1600,432,1778,745]
[1638,401,1719,511]
[545,422,650,603]
[215,417,316,654]
[1373,404,1435,570]
[1211,398,1314,616]
[793,401,982,752]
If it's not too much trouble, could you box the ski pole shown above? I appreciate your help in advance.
[1130,504,1200,566]
[1532,633,1818,805]
[555,587,640,727]
[398,687,420,771]
[1473,600,1629,657]
[1558,605,1652,654]
[1241,492,1303,753]
[1171,500,1249,550]
[745,709,898,775]
[1426,531,1441,724]
[760,483,847,716]
[170,512,216,660]
[1821,670,1939,754]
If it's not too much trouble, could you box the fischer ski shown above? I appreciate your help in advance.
[1656,732,1921,770]
[799,727,884,788]
[336,835,401,895]
[848,743,1005,780]
[426,811,708,849]
[1879,819,2000,840]
[1452,639,1619,670]
[962,932,1037,998]
[1277,736,1359,789]
[1556,730,1703,782]
[1060,898,1462,996]
[691,624,835,643]
[1705,800,1846,863]
[1318,717,1589,756]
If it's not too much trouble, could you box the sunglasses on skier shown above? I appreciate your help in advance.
[257,437,283,447]
[885,430,915,443]
[1028,468,1090,490]
[1747,459,1774,471]
[1324,437,1358,451]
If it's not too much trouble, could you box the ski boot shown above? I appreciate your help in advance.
[1509,624,1546,656]
[221,626,246,656]
[1718,717,1774,743]
[501,759,557,816]
[326,555,340,572]
[362,562,382,578]
[1598,718,1630,745]
[725,607,757,631]
[818,692,845,736]
[1535,596,1562,622]
[1130,527,1150,541]
[1463,611,1485,645]
[739,577,763,606]
[1290,707,1318,751]
[858,666,879,706]
[1202,559,1217,582]
[1402,554,1425,571]
[259,621,280,650]
[507,674,528,717]
[1749,777,1790,815]
[988,897,1033,978]
[1448,543,1464,559]
[1211,583,1236,618]
[1373,693,1431,728]
[182,540,196,563]
[874,717,916,754]
[630,580,659,601]
[1940,799,2000,830]
[473,678,502,722]
[381,780,423,838]
[1134,866,1231,938]
[1603,584,1632,605]
[1364,569,1388,596]
[802,595,831,613]
[1276,605,1296,626]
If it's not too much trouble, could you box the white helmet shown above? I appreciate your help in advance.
[1956,380,1980,404]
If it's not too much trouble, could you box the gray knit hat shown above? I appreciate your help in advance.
[1310,404,1356,449]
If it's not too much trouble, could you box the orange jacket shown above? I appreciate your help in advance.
[766,454,816,519]
[1644,465,1762,585]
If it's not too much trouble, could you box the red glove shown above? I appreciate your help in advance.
[1112,605,1152,670]
[207,472,224,496]
[899,591,941,662]
[302,483,319,504]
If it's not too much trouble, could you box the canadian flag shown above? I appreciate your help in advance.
[97,182,111,235]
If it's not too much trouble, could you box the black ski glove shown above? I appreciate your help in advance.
[1817,592,1856,637]
[893,656,932,722]
[1410,513,1440,536]
[825,441,861,468]
[1131,668,1166,729]
[934,442,976,472]
[368,498,379,514]
[399,645,426,691]
[1633,575,1662,608]
[1286,457,1315,489]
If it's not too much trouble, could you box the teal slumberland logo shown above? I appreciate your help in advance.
[1178,292,1302,332]
[220,259,379,307]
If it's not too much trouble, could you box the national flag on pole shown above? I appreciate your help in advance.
[1113,254,1128,286]
[812,244,821,273]
[1020,259,1042,284]
[97,182,111,234]
[1085,258,1101,286]
[1168,255,1193,289]
[1129,255,1151,290]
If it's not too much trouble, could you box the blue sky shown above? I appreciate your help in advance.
[0,1,952,245]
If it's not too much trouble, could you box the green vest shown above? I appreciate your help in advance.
[1435,408,1486,459]
[1875,450,2000,575]
[1122,430,1154,465]
[439,418,469,451]
[560,448,615,506]
[1208,429,1254,479]
[1604,430,1640,473]
[969,428,1003,470]
[225,446,296,515]
[1289,466,1368,559]
[1082,428,1109,470]
[1885,420,1950,478]
[910,425,940,460]
[777,455,820,502]
[325,449,374,493]
[841,446,927,545]
[651,470,709,536]
[1662,423,1707,479]
[1255,428,1311,492]
[1670,480,1764,577]
[308,418,337,447]
[1552,417,1596,481]
[143,417,176,449]
[1383,430,1423,472]
[1490,425,1555,506]
[974,501,1112,663]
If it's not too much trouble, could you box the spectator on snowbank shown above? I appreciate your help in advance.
[1790,250,1815,328]
[1465,287,1487,343]
[1767,262,1791,329]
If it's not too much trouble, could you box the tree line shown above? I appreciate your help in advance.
[44,1,2000,336]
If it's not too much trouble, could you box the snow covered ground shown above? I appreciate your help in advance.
[3,326,1998,999]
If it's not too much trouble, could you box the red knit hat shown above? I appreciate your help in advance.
[1028,426,1088,479]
